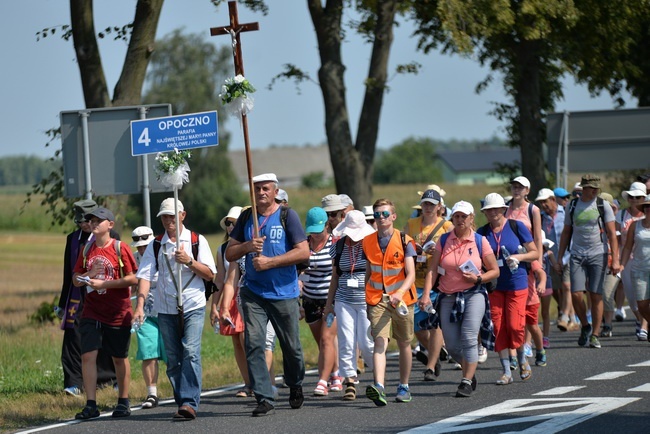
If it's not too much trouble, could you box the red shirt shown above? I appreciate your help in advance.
[73,239,138,327]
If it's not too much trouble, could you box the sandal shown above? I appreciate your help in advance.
[520,362,532,381]
[313,380,328,396]
[235,386,252,398]
[343,379,356,401]
[75,405,100,420]
[496,374,513,385]
[111,403,131,418]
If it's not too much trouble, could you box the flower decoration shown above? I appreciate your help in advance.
[155,148,192,189]
[219,74,256,118]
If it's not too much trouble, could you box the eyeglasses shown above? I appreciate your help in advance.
[131,234,152,242]
[326,211,341,218]
[629,196,645,200]
[373,210,391,219]
[224,220,235,227]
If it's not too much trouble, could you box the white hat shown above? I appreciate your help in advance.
[157,198,184,217]
[131,226,154,247]
[275,189,289,203]
[573,182,583,192]
[417,184,446,197]
[332,210,376,242]
[451,201,474,216]
[220,206,243,231]
[362,205,374,220]
[622,182,647,200]
[511,176,531,189]
[481,193,507,211]
[339,194,354,207]
[321,194,346,212]
[535,188,555,202]
[252,173,279,184]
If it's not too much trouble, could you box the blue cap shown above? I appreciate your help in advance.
[305,207,327,234]
[553,187,570,198]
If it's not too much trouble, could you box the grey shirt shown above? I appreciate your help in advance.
[564,198,614,256]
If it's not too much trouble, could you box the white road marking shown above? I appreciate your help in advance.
[533,386,585,395]
[584,371,634,380]
[628,360,650,367]
[401,397,640,434]
[628,383,650,392]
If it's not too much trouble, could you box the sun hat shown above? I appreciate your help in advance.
[417,184,446,197]
[451,201,474,216]
[220,206,243,231]
[252,173,278,184]
[321,194,346,212]
[339,194,354,208]
[641,194,650,209]
[362,205,374,221]
[481,193,507,211]
[73,199,98,223]
[131,226,154,247]
[580,174,601,189]
[275,189,289,203]
[599,192,615,208]
[305,207,328,234]
[157,198,184,217]
[85,207,115,222]
[332,210,376,241]
[510,176,531,189]
[535,188,555,202]
[622,182,647,200]
[420,189,441,205]
[553,187,570,198]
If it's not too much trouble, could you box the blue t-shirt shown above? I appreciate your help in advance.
[481,220,533,291]
[230,207,307,300]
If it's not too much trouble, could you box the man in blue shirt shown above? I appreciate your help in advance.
[226,173,310,416]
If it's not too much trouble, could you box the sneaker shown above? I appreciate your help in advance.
[535,350,547,367]
[365,384,387,407]
[289,386,304,409]
[637,329,648,341]
[141,394,159,408]
[415,350,429,366]
[600,325,613,338]
[578,324,592,347]
[509,356,518,371]
[423,368,436,381]
[329,375,343,392]
[524,343,533,358]
[64,386,81,397]
[477,346,488,364]
[434,360,441,377]
[252,400,275,417]
[439,347,449,361]
[615,308,626,322]
[395,385,412,403]
[75,405,100,420]
[543,337,550,349]
[272,385,279,400]
[589,334,601,349]
[453,362,462,370]
[455,379,472,397]
[112,403,131,418]
[314,380,328,396]
[635,321,641,336]
[557,316,568,332]
[471,375,477,391]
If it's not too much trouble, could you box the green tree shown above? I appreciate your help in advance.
[373,137,441,184]
[140,29,246,234]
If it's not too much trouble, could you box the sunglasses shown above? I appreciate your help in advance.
[132,234,152,242]
[373,210,391,219]
[225,220,235,227]
[326,211,341,218]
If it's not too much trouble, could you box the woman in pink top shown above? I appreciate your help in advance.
[421,201,499,398]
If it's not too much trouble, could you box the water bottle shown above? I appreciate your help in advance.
[53,306,64,320]
[214,320,220,334]
[130,318,142,334]
[424,303,436,315]
[326,312,335,328]
[396,301,409,317]
[501,246,518,272]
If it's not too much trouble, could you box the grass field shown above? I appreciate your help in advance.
[0,182,509,431]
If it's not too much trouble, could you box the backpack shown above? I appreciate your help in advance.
[567,197,606,243]
[477,220,531,272]
[238,205,290,233]
[152,231,217,300]
[82,239,124,278]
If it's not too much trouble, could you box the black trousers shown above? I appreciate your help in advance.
[61,322,117,390]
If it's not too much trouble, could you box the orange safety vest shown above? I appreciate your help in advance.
[362,230,417,306]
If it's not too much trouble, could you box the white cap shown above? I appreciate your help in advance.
[252,173,279,184]
[622,182,647,200]
[131,226,154,247]
[275,189,289,203]
[481,193,507,211]
[511,176,531,189]
[220,206,243,230]
[451,201,474,216]
[157,198,184,217]
[535,188,555,201]
[332,210,376,242]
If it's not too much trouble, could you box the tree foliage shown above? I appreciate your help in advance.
[373,137,441,184]
[0,156,60,186]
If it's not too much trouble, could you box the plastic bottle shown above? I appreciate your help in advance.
[501,246,518,272]
[396,301,409,317]
[424,303,436,315]
[326,312,335,328]
[214,321,220,334]
[130,319,142,334]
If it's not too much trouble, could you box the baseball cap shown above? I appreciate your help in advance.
[321,194,346,212]
[131,226,154,247]
[622,182,647,200]
[451,201,474,216]
[85,207,115,222]
[553,187,570,198]
[332,210,376,241]
[252,173,278,184]
[275,189,289,203]
[580,174,601,189]
[510,176,531,189]
[420,189,441,205]
[535,188,555,202]
[157,198,185,217]
[481,193,507,211]
[305,207,327,234]
[73,199,98,223]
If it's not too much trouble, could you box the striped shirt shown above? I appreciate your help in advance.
[301,236,333,300]
[329,238,367,305]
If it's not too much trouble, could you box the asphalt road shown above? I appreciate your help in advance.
[18,316,650,434]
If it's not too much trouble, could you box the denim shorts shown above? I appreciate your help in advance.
[569,253,607,295]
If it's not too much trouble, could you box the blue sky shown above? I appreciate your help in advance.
[0,1,634,159]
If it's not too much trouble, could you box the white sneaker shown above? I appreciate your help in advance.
[615,308,626,322]
[524,343,533,358]
[272,385,279,399]
[64,386,81,396]
[477,346,488,364]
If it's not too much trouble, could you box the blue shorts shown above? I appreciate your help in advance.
[135,317,166,362]
[414,288,439,332]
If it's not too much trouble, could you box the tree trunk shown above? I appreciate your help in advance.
[308,0,397,207]
[513,39,546,198]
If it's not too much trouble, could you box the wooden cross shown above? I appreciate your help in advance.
[210,1,260,77]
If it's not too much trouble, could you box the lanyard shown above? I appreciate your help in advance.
[162,243,196,293]
[348,242,358,274]
[492,219,507,258]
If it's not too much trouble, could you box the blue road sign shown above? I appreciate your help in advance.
[130,111,218,156]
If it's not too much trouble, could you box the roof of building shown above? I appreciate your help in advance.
[437,148,521,172]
